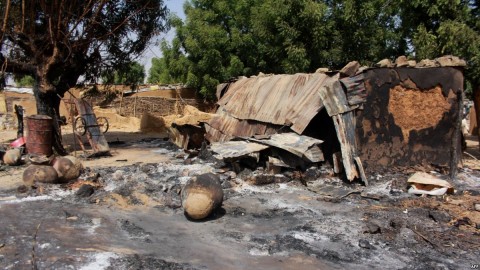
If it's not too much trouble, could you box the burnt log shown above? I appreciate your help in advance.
[14,105,24,138]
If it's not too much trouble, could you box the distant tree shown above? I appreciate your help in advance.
[14,75,35,87]
[104,62,146,91]
[148,32,189,84]
[148,57,170,84]
[0,0,169,154]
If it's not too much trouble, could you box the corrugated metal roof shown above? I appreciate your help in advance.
[215,73,337,134]
[205,110,280,142]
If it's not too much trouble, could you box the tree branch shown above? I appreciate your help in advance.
[0,56,36,74]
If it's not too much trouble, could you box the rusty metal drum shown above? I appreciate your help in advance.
[26,115,53,156]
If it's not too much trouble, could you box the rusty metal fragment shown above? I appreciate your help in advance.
[318,80,355,116]
[340,73,366,106]
[248,133,324,163]
[210,141,269,159]
[169,124,205,150]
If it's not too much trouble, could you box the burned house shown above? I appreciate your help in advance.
[204,56,465,183]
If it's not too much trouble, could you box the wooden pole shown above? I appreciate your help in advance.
[450,91,463,180]
[133,96,138,118]
[119,92,124,115]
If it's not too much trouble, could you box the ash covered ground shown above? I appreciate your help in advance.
[0,138,479,270]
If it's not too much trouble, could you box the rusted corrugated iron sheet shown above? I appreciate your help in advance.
[248,133,324,163]
[340,73,366,106]
[205,111,280,142]
[318,80,355,116]
[211,141,269,159]
[216,73,333,134]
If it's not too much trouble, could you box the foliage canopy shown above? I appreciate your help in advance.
[156,0,480,99]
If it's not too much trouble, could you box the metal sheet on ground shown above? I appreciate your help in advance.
[211,141,270,159]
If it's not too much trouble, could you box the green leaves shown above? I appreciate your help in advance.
[158,0,480,99]
[104,61,145,91]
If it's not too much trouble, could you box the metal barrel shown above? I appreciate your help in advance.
[26,115,53,156]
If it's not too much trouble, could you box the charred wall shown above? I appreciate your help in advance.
[356,67,463,171]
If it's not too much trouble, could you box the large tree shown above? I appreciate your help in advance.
[0,0,169,154]
[162,0,400,99]
[148,36,189,84]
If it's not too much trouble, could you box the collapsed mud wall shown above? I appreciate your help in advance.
[357,67,463,171]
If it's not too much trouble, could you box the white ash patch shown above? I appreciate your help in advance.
[292,231,329,244]
[266,198,307,213]
[0,187,73,205]
[233,183,276,194]
[248,247,270,256]
[79,252,119,270]
[87,218,102,234]
[38,243,51,249]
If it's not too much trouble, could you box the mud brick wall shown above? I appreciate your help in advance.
[108,97,216,117]
[356,67,463,171]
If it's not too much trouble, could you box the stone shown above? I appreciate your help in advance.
[376,59,393,68]
[358,239,376,249]
[112,170,124,180]
[395,56,409,67]
[435,55,466,67]
[181,173,224,220]
[339,61,360,77]
[475,203,480,212]
[23,165,58,186]
[407,60,417,67]
[315,67,330,73]
[364,222,381,234]
[76,184,95,197]
[3,148,21,165]
[417,59,438,67]
[428,210,451,223]
[356,66,369,74]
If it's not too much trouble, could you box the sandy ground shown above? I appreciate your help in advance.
[0,128,479,269]
[0,126,169,191]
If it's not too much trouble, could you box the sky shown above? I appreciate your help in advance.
[139,0,187,77]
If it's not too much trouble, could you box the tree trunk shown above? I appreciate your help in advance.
[33,84,68,156]
[473,84,480,149]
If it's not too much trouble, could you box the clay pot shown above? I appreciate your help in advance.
[52,156,82,182]
[64,156,84,175]
[23,165,58,186]
[3,148,22,165]
[181,173,224,220]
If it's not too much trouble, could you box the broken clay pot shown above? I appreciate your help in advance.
[181,173,224,220]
